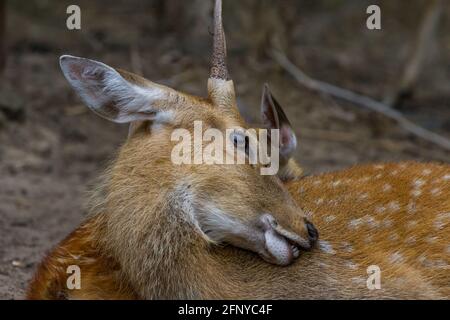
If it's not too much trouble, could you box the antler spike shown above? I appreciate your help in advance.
[210,0,230,80]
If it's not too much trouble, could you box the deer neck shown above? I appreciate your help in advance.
[87,156,343,299]
[88,173,226,298]
[92,205,434,300]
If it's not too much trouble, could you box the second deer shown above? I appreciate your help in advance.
[256,83,450,299]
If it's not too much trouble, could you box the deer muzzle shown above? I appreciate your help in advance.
[259,214,318,266]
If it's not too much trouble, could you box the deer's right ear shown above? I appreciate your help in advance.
[60,55,175,124]
[261,84,297,160]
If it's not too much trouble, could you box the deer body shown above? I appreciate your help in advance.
[287,161,450,299]
[28,160,449,299]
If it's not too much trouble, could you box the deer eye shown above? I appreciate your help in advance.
[231,132,250,155]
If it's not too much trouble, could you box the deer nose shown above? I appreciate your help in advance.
[305,219,319,244]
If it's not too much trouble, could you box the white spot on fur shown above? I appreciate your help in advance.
[315,198,324,205]
[390,170,398,176]
[345,261,359,270]
[430,260,448,269]
[422,258,448,269]
[359,193,369,200]
[318,240,335,254]
[387,201,400,212]
[434,220,446,230]
[389,252,404,264]
[312,180,322,186]
[406,221,418,229]
[425,236,438,244]
[318,261,330,268]
[365,215,380,229]
[382,184,392,192]
[434,212,450,230]
[331,180,342,187]
[430,188,441,196]
[327,199,339,206]
[437,212,450,220]
[410,179,424,198]
[375,206,386,214]
[422,169,432,175]
[407,201,417,214]
[324,215,336,223]
[405,236,416,245]
[340,242,354,253]
[443,174,450,181]
[418,254,427,264]
[349,218,363,229]
[413,179,425,187]
[374,164,384,170]
[375,173,382,179]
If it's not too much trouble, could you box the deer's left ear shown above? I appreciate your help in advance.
[60,55,179,124]
[260,84,297,161]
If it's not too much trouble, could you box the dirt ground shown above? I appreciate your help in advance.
[0,1,449,299]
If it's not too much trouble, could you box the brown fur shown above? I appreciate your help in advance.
[28,160,449,299]
[288,161,450,298]
[27,83,314,299]
[27,219,138,300]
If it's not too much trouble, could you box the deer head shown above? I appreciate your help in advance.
[59,0,317,267]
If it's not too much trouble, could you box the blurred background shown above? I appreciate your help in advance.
[0,0,449,299]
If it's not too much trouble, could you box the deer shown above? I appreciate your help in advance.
[27,0,318,299]
[27,0,449,299]
[251,83,450,299]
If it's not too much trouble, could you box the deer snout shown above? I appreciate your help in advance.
[258,214,319,266]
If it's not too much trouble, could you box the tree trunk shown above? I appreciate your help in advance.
[160,0,213,56]
[0,0,6,73]
[385,0,443,108]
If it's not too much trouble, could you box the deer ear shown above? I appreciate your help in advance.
[60,55,175,124]
[260,84,297,160]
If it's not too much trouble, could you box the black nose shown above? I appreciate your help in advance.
[305,219,319,243]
